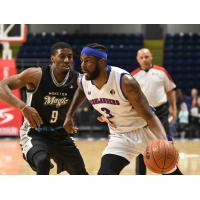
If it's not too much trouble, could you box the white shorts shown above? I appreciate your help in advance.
[102,126,158,162]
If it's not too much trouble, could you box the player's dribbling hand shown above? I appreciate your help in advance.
[21,105,43,128]
[63,116,78,134]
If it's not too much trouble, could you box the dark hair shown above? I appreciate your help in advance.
[51,42,72,55]
[85,43,108,53]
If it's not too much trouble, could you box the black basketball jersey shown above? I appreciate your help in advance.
[25,66,79,129]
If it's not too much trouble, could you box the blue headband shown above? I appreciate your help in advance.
[81,47,107,60]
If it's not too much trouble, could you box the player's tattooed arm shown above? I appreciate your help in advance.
[121,74,167,140]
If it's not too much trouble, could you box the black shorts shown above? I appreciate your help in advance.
[20,128,88,174]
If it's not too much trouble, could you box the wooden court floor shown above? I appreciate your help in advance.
[0,138,200,175]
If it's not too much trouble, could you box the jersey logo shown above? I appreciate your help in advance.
[69,85,74,89]
[89,98,120,105]
[0,108,14,125]
[44,96,69,108]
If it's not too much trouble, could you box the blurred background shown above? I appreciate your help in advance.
[0,24,200,174]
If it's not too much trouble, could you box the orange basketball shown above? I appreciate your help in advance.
[144,140,179,174]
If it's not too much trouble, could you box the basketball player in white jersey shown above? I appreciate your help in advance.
[64,43,181,175]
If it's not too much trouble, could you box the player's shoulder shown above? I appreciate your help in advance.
[20,66,42,78]
[110,66,135,84]
[68,69,79,83]
[70,68,79,76]
[77,73,83,84]
[23,66,41,72]
[16,67,42,91]
[110,66,129,75]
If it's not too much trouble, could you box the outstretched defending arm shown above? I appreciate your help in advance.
[63,76,86,133]
[121,74,167,140]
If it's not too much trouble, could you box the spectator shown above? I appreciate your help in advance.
[176,88,185,112]
[185,88,198,111]
[189,96,200,138]
[177,102,189,139]
[191,88,198,107]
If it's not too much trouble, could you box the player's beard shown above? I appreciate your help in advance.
[86,63,100,80]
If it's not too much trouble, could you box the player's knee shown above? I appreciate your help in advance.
[33,151,51,175]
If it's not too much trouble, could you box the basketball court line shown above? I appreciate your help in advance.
[179,152,200,159]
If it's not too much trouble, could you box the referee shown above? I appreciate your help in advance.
[131,48,183,175]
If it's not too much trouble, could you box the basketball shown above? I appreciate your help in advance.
[144,140,179,174]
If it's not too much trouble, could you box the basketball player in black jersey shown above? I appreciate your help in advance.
[0,42,88,175]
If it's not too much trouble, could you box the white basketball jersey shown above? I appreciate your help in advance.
[81,66,147,134]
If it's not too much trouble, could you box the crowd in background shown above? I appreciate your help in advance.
[174,88,200,139]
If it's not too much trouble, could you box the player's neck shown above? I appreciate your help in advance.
[93,67,109,89]
[51,65,69,83]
